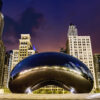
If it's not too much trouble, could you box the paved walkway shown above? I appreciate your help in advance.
[0,93,100,100]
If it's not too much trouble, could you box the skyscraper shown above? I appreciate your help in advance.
[0,0,6,87]
[11,34,35,70]
[0,40,5,87]
[66,24,96,89]
[3,52,10,88]
[7,51,13,88]
[94,54,100,89]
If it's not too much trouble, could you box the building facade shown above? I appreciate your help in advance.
[66,24,96,88]
[94,54,100,89]
[5,50,13,88]
[0,12,5,87]
[11,50,19,70]
[3,52,11,88]
[0,40,5,87]
[11,34,35,70]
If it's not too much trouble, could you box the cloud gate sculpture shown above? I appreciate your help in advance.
[9,52,93,93]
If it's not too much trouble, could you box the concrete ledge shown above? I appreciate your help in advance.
[0,93,100,100]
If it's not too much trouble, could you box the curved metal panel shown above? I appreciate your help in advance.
[9,52,93,93]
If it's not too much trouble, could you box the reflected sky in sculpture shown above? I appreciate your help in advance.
[9,52,93,93]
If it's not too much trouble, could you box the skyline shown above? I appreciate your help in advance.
[1,0,100,53]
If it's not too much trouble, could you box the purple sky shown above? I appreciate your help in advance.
[2,0,100,53]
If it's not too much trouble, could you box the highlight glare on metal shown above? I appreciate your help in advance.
[70,87,76,93]
[25,87,32,94]
[9,52,94,93]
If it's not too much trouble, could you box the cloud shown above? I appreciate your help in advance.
[3,16,19,46]
[3,7,44,50]
[19,7,44,34]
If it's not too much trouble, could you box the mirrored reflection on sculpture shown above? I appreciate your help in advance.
[9,52,93,93]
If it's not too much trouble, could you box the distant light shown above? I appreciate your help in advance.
[33,45,36,51]
[70,87,75,93]
[25,87,32,94]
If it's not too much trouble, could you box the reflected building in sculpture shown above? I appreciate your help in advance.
[66,24,96,89]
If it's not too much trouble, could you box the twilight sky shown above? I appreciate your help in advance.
[1,0,100,53]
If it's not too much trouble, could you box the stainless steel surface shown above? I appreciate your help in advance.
[9,52,93,93]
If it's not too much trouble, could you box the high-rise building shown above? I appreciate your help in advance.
[0,40,5,87]
[66,24,96,88]
[7,51,13,88]
[11,50,19,70]
[67,23,78,36]
[3,52,10,88]
[94,54,100,89]
[11,34,35,70]
[0,11,6,87]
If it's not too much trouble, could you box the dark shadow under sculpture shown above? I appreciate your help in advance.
[9,52,93,93]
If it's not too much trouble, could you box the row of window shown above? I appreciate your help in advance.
[20,49,27,51]
[20,54,27,56]
[70,46,91,49]
[70,51,92,55]
[70,44,91,47]
[20,42,28,45]
[70,48,91,51]
[13,60,18,62]
[70,40,90,43]
[21,37,28,39]
[69,38,90,41]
